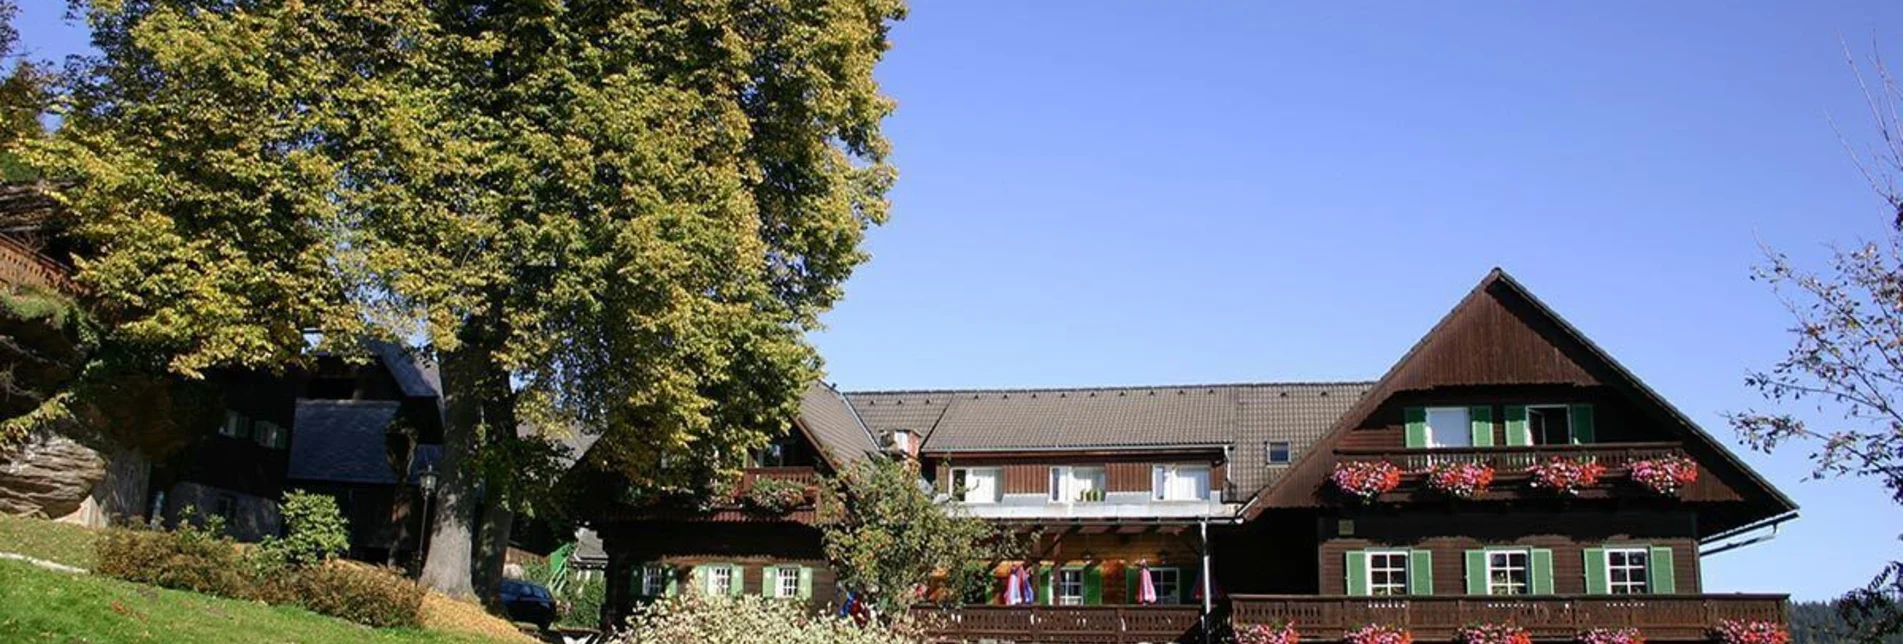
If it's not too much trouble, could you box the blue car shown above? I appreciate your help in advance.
[497,578,559,631]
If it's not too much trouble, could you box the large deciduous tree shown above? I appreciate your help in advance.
[34,0,903,600]
[817,458,1028,616]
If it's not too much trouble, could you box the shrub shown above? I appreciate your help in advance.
[280,560,426,629]
[258,490,349,568]
[1579,628,1645,644]
[94,511,249,597]
[1456,623,1532,644]
[615,594,921,643]
[1330,461,1403,501]
[1344,624,1412,644]
[1237,621,1301,644]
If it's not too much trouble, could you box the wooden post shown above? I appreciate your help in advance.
[602,533,628,633]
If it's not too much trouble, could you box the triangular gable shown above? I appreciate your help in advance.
[1247,268,1796,537]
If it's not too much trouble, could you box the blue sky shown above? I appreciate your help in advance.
[18,2,1899,600]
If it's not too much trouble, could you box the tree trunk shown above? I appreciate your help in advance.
[417,342,486,598]
[475,494,514,612]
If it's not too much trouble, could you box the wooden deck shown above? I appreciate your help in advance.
[909,605,1204,643]
[1231,594,1788,641]
[0,235,73,293]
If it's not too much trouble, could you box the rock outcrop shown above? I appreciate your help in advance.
[0,430,107,518]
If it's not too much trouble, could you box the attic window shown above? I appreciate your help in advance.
[1266,441,1293,464]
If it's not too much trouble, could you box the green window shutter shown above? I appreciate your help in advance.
[1037,565,1053,606]
[1649,546,1677,594]
[1083,567,1103,605]
[728,564,745,596]
[1408,550,1434,595]
[1570,404,1596,444]
[798,566,814,599]
[1583,548,1608,595]
[1464,550,1487,595]
[692,565,708,596]
[1404,407,1429,448]
[1345,551,1369,596]
[1504,405,1530,446]
[1125,566,1140,604]
[1470,406,1495,447]
[1531,549,1555,595]
[630,565,646,597]
[1181,569,1196,605]
[662,565,679,597]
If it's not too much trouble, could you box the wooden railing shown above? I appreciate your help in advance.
[0,235,74,293]
[909,605,1203,643]
[1336,442,1686,473]
[1231,594,1788,641]
[739,466,818,491]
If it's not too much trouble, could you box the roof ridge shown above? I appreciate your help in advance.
[844,380,1377,396]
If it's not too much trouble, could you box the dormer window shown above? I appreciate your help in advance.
[1504,404,1597,446]
[951,467,1001,504]
[1152,464,1211,501]
[1049,466,1106,503]
[1425,407,1473,448]
[1528,405,1572,445]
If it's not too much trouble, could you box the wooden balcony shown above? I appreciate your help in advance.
[739,466,818,492]
[1336,442,1686,472]
[909,605,1203,644]
[0,234,74,293]
[1231,594,1788,642]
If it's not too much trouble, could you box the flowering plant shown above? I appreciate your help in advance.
[1712,620,1790,644]
[1455,623,1531,644]
[745,477,810,513]
[1423,462,1496,499]
[1578,628,1645,644]
[1331,461,1403,501]
[1344,624,1412,644]
[1629,454,1698,495]
[1525,457,1607,496]
[1237,621,1300,644]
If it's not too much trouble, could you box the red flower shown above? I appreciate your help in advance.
[1331,461,1403,501]
[1629,455,1698,495]
[1345,624,1412,644]
[1423,462,1496,499]
[1238,622,1301,644]
[1456,623,1531,644]
[1525,457,1606,496]
[1713,620,1790,644]
[1579,628,1645,644]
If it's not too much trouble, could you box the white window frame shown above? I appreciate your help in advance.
[254,420,285,449]
[1527,404,1574,445]
[640,564,668,597]
[1366,550,1410,596]
[1266,441,1293,464]
[950,467,1002,504]
[221,411,249,439]
[1486,549,1531,596]
[1149,567,1182,605]
[1048,466,1107,503]
[1151,464,1213,501]
[707,566,734,596]
[1605,548,1650,595]
[775,566,800,599]
[1425,406,1473,448]
[1054,568,1085,606]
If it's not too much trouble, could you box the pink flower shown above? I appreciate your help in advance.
[1630,455,1698,495]
[1331,461,1403,501]
[1423,462,1496,499]
[1456,623,1531,644]
[1238,622,1300,644]
[1578,628,1645,644]
[1525,457,1607,496]
[1345,624,1412,644]
[1713,620,1790,644]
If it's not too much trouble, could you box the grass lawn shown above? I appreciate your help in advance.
[0,513,98,569]
[0,559,509,644]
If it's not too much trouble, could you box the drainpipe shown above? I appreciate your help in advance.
[1200,516,1213,644]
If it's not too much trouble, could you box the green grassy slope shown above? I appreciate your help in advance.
[0,513,98,569]
[0,559,499,644]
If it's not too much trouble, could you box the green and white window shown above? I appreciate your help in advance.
[1585,545,1676,595]
[1404,406,1495,448]
[1503,404,1597,446]
[1463,548,1554,596]
[639,564,671,597]
[708,565,735,595]
[1055,568,1085,605]
[775,566,800,598]
[764,565,812,599]
[1345,549,1432,596]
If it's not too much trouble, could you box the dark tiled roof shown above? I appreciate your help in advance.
[370,341,442,399]
[842,382,1371,493]
[798,382,881,466]
[288,400,441,484]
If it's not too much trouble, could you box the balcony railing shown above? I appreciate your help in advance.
[738,466,817,492]
[909,605,1203,644]
[1336,442,1686,473]
[0,235,74,293]
[1231,594,1788,641]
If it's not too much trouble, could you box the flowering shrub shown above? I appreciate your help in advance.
[615,594,921,644]
[746,477,810,513]
[1578,628,1645,644]
[1237,621,1300,644]
[1629,454,1698,495]
[1331,461,1403,501]
[1712,620,1790,644]
[1456,623,1531,644]
[1525,457,1607,496]
[1423,462,1495,499]
[1344,624,1412,644]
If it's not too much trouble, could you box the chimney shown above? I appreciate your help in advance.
[886,428,920,461]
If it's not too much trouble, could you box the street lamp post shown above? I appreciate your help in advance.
[417,465,439,562]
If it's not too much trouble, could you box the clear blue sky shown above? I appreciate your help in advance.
[19,1,1900,601]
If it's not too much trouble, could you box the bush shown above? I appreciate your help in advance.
[615,594,920,644]
[94,511,249,597]
[259,490,349,568]
[558,573,606,629]
[279,561,425,629]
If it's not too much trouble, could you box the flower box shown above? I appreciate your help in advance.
[1237,621,1300,644]
[1578,628,1645,644]
[1525,457,1607,496]
[1455,623,1531,644]
[1331,461,1403,502]
[1713,619,1790,644]
[1345,624,1411,644]
[1423,462,1495,499]
[1629,454,1698,495]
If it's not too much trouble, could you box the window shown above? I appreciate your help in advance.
[253,420,286,449]
[1149,568,1182,605]
[1049,466,1106,503]
[706,565,734,596]
[1426,407,1472,448]
[1606,548,1650,594]
[640,565,669,597]
[951,468,1002,504]
[1487,550,1530,595]
[776,567,801,599]
[1368,551,1410,596]
[1529,406,1573,445]
[1054,569,1084,606]
[1266,442,1293,464]
[220,411,249,439]
[212,494,237,523]
[750,443,787,467]
[1152,464,1212,501]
